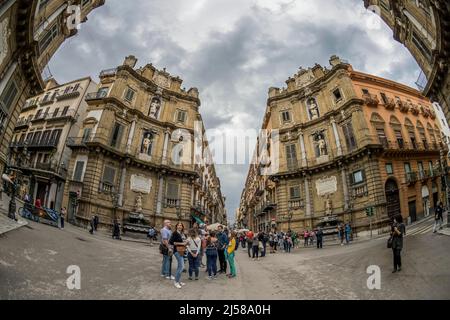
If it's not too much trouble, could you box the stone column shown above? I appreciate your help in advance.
[118,165,127,207]
[304,177,311,217]
[298,130,307,166]
[162,129,171,165]
[126,118,137,154]
[341,166,349,210]
[331,117,342,156]
[156,174,165,215]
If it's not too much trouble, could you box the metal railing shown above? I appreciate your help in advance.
[85,91,108,101]
[55,90,80,101]
[15,118,31,128]
[405,172,418,184]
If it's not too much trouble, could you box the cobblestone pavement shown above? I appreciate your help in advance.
[1,219,449,300]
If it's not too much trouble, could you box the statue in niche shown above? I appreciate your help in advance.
[149,97,161,119]
[314,132,328,156]
[135,193,143,213]
[141,131,154,155]
[307,98,320,120]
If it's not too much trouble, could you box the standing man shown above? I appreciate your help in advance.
[217,225,229,274]
[246,230,254,258]
[316,228,323,249]
[433,202,444,233]
[345,223,352,244]
[60,207,66,229]
[160,220,174,280]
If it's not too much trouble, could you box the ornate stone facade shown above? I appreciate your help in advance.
[239,56,448,236]
[62,56,226,231]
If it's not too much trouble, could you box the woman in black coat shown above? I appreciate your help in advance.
[391,216,406,273]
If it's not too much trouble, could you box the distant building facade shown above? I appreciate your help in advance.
[9,77,97,211]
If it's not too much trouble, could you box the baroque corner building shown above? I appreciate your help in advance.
[63,56,226,231]
[0,0,105,177]
[239,55,448,236]
[363,0,450,123]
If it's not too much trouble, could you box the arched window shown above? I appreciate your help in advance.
[390,116,404,149]
[370,113,387,147]
[426,123,437,149]
[404,117,417,149]
[416,120,428,149]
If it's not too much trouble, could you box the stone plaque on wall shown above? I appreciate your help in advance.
[130,175,152,194]
[316,176,337,196]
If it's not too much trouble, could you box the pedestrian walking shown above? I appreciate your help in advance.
[338,224,345,245]
[390,216,406,273]
[309,230,315,246]
[89,216,95,234]
[205,231,219,280]
[217,225,228,274]
[433,202,444,233]
[304,230,309,247]
[252,232,260,260]
[60,207,66,229]
[112,219,121,240]
[226,231,237,278]
[246,230,254,258]
[160,220,174,280]
[187,228,201,281]
[316,228,323,249]
[345,223,352,244]
[259,231,267,257]
[169,222,188,289]
[93,215,99,231]
[199,224,207,268]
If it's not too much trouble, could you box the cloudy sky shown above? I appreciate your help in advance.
[49,0,421,222]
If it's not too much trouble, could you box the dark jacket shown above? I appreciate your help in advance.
[392,223,405,250]
[435,206,443,220]
[217,232,229,250]
[316,230,323,241]
[169,231,184,253]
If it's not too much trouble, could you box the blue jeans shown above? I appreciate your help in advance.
[188,253,200,278]
[174,252,184,283]
[161,254,172,277]
[206,250,217,277]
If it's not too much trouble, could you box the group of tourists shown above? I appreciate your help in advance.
[337,223,352,245]
[159,220,237,289]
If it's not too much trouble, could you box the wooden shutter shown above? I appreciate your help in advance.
[102,166,116,184]
[73,161,85,181]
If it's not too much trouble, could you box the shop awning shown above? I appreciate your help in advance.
[192,214,204,225]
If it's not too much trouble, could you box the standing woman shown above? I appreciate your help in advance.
[226,231,237,278]
[391,216,406,273]
[252,232,260,260]
[169,222,188,288]
[187,228,201,281]
[205,231,219,280]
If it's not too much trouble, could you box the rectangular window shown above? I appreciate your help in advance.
[361,89,369,95]
[332,88,342,102]
[289,186,301,199]
[82,128,92,142]
[412,31,432,61]
[102,166,116,186]
[124,88,135,102]
[352,170,365,184]
[110,122,123,148]
[177,110,187,123]
[39,23,59,53]
[62,106,69,116]
[167,181,179,199]
[97,87,109,98]
[32,131,42,145]
[73,161,85,182]
[0,79,18,111]
[49,129,62,146]
[404,162,412,173]
[41,130,51,145]
[342,122,357,151]
[418,162,424,176]
[386,163,394,175]
[53,107,59,118]
[395,130,404,149]
[285,144,297,167]
[409,131,417,149]
[281,111,291,123]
